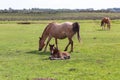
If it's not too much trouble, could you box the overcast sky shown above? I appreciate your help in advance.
[0,0,120,10]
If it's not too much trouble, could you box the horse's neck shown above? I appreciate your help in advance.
[41,34,48,42]
[41,26,50,42]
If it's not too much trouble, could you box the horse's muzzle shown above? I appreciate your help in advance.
[38,48,42,51]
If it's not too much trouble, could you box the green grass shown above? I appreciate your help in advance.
[0,20,120,80]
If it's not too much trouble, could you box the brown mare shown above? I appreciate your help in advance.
[39,22,81,52]
[101,17,111,30]
[49,44,70,60]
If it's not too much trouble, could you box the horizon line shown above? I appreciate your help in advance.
[0,7,119,10]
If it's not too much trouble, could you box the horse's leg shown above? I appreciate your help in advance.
[44,37,52,52]
[55,38,58,48]
[69,38,73,52]
[102,24,104,30]
[107,24,110,30]
[103,24,105,30]
[64,38,73,52]
[64,42,70,51]
[102,26,104,30]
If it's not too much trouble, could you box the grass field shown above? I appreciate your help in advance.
[0,20,120,80]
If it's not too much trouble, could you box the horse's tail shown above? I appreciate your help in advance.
[72,22,81,42]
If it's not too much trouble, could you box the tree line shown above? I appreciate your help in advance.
[0,8,120,13]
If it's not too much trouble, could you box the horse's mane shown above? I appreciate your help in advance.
[41,22,54,38]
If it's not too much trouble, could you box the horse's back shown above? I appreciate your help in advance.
[102,17,110,23]
[53,22,73,28]
[62,52,70,56]
[48,22,74,39]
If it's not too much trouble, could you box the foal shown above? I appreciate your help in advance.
[49,44,70,60]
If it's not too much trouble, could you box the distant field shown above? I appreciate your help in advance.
[0,12,120,20]
[0,20,120,80]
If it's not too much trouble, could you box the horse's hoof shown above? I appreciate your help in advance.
[38,48,42,51]
[64,49,67,51]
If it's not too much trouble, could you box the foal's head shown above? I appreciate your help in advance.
[49,44,59,56]
[49,44,55,54]
[51,47,59,58]
[39,37,45,51]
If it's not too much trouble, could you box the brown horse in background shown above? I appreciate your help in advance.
[101,17,111,30]
[39,22,81,52]
[49,44,70,60]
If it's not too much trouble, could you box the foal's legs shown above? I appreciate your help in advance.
[64,38,73,52]
[44,37,52,52]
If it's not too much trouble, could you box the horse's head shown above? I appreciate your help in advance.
[101,21,104,26]
[49,44,55,54]
[39,37,45,51]
[49,46,59,57]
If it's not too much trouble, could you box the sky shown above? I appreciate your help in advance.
[0,0,120,10]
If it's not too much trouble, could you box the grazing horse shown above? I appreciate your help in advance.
[101,17,111,30]
[49,44,70,60]
[39,22,81,52]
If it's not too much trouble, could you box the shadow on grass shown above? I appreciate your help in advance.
[26,50,50,56]
[26,50,52,60]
